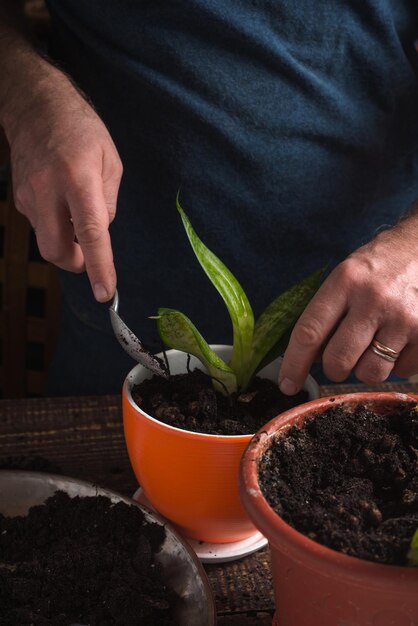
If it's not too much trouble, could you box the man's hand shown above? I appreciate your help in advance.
[0,0,123,304]
[4,68,123,302]
[279,220,418,393]
[0,2,121,301]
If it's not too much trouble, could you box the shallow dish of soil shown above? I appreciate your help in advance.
[0,471,216,626]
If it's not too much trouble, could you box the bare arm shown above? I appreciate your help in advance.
[0,1,122,302]
[279,209,418,390]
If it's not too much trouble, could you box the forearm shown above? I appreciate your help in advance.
[0,2,122,302]
[0,1,73,141]
[396,199,418,240]
[367,200,418,261]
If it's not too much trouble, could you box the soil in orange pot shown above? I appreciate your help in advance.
[259,401,418,565]
[132,368,309,435]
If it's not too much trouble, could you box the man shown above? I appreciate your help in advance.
[1,1,418,394]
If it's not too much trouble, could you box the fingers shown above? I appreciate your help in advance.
[14,178,86,272]
[8,86,123,303]
[66,175,116,302]
[355,333,406,384]
[17,171,117,302]
[14,155,121,303]
[321,313,376,382]
[279,277,348,394]
[34,207,86,273]
[279,255,418,394]
[102,150,123,224]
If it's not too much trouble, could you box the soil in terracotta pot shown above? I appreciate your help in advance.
[259,401,418,565]
[0,491,179,625]
[132,368,309,435]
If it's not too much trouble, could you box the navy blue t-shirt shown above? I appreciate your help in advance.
[45,1,418,392]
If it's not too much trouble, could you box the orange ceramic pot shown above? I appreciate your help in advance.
[239,392,418,626]
[123,345,319,544]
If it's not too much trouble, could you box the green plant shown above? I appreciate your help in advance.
[408,528,418,566]
[153,196,323,395]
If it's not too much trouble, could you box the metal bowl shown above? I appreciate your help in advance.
[0,470,216,626]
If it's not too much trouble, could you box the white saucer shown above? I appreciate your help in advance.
[132,488,268,563]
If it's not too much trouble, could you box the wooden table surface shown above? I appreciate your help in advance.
[1,381,417,625]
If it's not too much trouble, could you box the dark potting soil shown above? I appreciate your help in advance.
[0,492,178,625]
[259,401,418,566]
[132,368,309,435]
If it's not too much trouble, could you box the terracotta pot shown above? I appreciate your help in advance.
[239,392,418,626]
[123,345,319,544]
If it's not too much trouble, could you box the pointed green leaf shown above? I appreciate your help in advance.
[156,307,237,394]
[241,269,323,389]
[177,194,254,386]
[407,528,418,566]
[253,327,293,375]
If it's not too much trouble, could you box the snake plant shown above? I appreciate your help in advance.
[408,528,418,566]
[151,195,322,395]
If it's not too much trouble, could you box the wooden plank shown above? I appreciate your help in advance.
[27,262,51,288]
[0,201,7,223]
[43,264,62,367]
[26,317,47,342]
[0,395,134,494]
[218,614,273,625]
[26,370,46,396]
[205,549,274,614]
[3,197,30,397]
[321,381,417,396]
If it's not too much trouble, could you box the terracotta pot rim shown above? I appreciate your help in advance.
[123,345,319,442]
[240,391,418,586]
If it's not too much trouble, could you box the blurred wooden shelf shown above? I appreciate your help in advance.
[0,124,61,398]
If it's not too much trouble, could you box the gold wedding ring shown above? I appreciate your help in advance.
[370,339,400,363]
